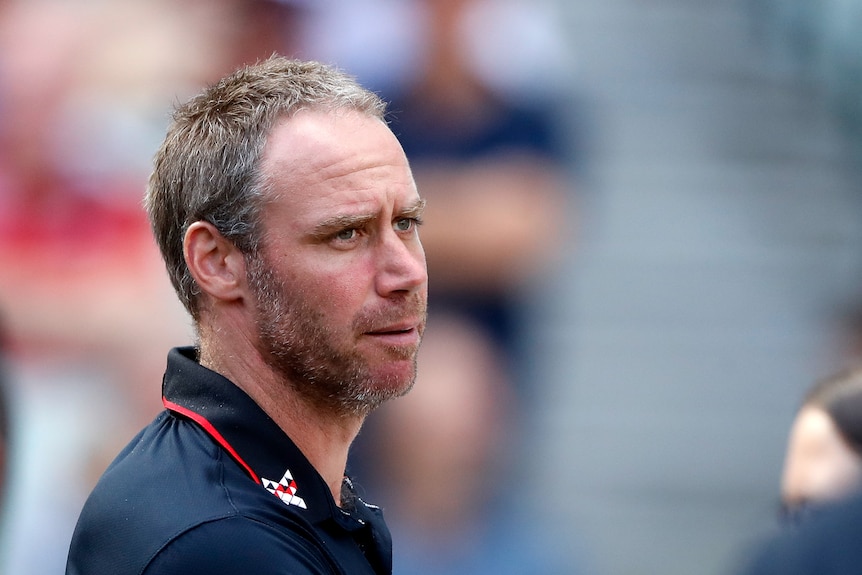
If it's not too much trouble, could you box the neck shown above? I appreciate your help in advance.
[258,386,365,505]
[198,325,364,505]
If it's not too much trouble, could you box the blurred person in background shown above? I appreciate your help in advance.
[0,0,303,427]
[0,2,206,571]
[364,313,581,575]
[382,0,574,387]
[0,0,302,571]
[734,366,862,574]
[67,55,427,574]
[780,365,862,524]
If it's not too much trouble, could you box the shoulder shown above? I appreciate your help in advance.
[70,415,275,573]
[142,515,340,575]
[738,495,862,575]
[69,414,350,575]
[70,480,341,575]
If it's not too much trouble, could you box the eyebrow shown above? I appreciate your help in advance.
[399,198,427,220]
[310,198,426,239]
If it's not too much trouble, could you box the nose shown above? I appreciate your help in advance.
[375,231,428,298]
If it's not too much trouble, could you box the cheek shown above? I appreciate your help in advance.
[296,265,369,318]
[281,248,381,319]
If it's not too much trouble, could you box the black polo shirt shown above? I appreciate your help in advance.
[66,347,392,575]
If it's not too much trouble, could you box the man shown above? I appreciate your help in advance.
[66,56,428,575]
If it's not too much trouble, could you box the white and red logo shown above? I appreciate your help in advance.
[262,469,307,509]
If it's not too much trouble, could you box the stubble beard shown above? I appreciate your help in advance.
[247,255,425,419]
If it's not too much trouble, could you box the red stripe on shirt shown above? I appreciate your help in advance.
[162,397,261,485]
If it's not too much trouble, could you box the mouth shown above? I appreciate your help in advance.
[364,322,422,344]
[367,326,415,337]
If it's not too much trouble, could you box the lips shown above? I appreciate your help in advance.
[355,298,426,341]
[361,317,425,349]
[366,322,418,336]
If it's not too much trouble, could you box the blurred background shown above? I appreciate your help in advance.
[1,0,862,574]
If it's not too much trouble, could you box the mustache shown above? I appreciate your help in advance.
[352,294,427,333]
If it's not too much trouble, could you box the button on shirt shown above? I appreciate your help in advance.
[66,347,393,575]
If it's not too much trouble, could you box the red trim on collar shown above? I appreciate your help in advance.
[163,397,261,485]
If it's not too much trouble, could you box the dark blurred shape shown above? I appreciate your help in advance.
[737,491,862,575]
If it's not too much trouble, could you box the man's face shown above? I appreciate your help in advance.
[249,109,428,417]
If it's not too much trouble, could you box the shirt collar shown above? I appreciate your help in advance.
[161,346,347,524]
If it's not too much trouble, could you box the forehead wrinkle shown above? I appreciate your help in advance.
[268,112,399,177]
[314,156,410,194]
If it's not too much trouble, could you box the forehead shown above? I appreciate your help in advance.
[258,109,418,231]
[263,109,411,188]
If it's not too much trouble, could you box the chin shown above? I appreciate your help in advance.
[363,364,418,404]
[381,360,418,392]
[326,361,416,418]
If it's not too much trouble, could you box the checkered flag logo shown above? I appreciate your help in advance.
[262,469,307,509]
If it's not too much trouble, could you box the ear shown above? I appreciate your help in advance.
[184,221,248,305]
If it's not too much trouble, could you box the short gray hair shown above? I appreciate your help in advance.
[145,56,387,320]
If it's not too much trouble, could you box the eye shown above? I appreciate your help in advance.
[335,228,358,241]
[394,217,421,233]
